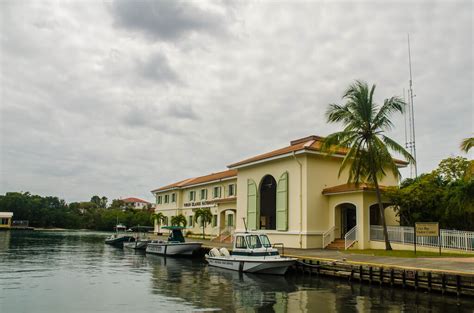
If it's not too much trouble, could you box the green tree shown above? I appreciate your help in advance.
[194,208,213,239]
[435,156,470,182]
[100,196,108,209]
[151,212,165,234]
[90,196,101,208]
[90,195,107,209]
[385,169,474,231]
[460,137,473,153]
[110,199,125,210]
[323,80,415,250]
[171,214,187,227]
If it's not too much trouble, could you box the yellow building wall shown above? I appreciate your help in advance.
[305,154,400,235]
[235,155,306,247]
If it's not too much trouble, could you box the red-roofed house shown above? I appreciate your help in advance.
[122,197,152,210]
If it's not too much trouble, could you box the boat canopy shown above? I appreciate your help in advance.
[162,226,185,243]
[129,226,154,231]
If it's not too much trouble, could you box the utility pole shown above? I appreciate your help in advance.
[405,34,418,177]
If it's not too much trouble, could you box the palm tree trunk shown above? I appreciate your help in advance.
[373,176,392,250]
[202,222,205,239]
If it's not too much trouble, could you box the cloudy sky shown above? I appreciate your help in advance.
[0,0,472,203]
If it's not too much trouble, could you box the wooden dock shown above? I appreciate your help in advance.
[290,257,474,297]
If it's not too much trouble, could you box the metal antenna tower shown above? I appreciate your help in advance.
[405,34,418,177]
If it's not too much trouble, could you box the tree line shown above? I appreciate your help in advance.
[385,156,474,231]
[0,192,154,231]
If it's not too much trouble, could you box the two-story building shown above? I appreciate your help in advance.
[152,135,406,249]
[152,170,238,238]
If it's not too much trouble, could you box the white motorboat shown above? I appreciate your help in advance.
[146,226,202,256]
[123,226,154,250]
[205,232,297,275]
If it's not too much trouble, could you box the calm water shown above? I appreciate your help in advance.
[0,231,473,313]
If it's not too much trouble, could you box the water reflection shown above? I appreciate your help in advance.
[147,254,299,311]
[0,231,473,313]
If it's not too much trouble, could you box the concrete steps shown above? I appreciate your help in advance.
[210,233,233,243]
[325,239,345,250]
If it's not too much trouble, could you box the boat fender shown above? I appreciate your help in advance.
[219,248,230,257]
[209,248,221,257]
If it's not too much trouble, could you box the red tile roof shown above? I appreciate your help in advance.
[228,135,408,168]
[122,197,150,204]
[152,169,237,193]
[322,183,387,195]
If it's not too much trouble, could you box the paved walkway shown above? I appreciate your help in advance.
[179,236,474,276]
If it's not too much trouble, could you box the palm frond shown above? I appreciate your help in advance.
[460,137,474,153]
[373,97,405,131]
[382,135,416,164]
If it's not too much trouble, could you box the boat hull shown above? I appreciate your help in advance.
[206,256,296,275]
[146,242,202,256]
[105,236,135,247]
[123,240,149,250]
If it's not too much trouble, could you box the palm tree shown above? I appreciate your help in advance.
[323,80,415,250]
[460,137,473,153]
[151,212,165,234]
[194,208,213,239]
[171,214,187,227]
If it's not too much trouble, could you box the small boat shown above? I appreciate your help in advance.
[123,226,154,250]
[123,239,150,250]
[205,232,297,275]
[105,224,135,247]
[146,226,202,256]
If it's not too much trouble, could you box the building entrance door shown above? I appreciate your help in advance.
[342,205,357,236]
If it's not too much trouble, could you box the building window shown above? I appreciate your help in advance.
[200,189,207,200]
[171,193,176,203]
[164,195,169,204]
[157,196,162,204]
[189,191,196,201]
[228,184,236,197]
[163,216,169,226]
[212,215,217,227]
[213,186,222,198]
[227,214,234,227]
[188,215,194,227]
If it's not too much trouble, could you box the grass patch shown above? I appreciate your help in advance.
[343,249,473,258]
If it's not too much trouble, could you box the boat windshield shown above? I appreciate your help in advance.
[246,235,262,249]
[259,235,272,248]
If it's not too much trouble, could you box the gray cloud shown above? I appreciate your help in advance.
[0,0,472,202]
[138,53,180,83]
[111,0,227,41]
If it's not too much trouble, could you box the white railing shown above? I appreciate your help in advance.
[322,226,335,248]
[370,225,474,252]
[344,225,358,250]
